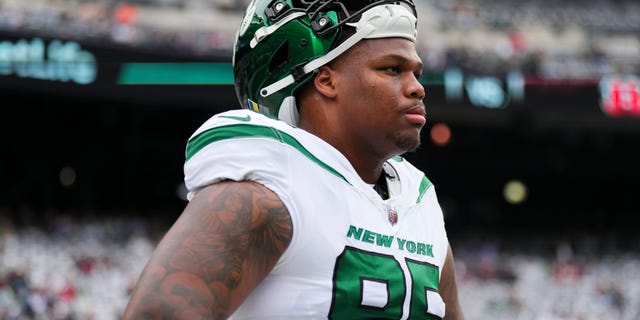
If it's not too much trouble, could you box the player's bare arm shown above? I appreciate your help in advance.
[441,244,465,320]
[123,181,292,319]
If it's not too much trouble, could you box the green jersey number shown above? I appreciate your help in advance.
[329,246,442,319]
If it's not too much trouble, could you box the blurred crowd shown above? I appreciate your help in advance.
[0,208,155,320]
[455,232,640,320]
[1,207,639,320]
[0,0,251,56]
[415,0,640,77]
[0,0,638,77]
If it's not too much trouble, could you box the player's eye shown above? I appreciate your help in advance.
[382,66,400,74]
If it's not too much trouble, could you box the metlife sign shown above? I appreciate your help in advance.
[0,33,238,109]
[0,37,97,85]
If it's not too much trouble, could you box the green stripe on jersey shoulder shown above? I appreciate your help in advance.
[416,175,433,204]
[186,124,349,184]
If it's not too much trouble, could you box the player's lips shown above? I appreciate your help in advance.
[404,105,426,126]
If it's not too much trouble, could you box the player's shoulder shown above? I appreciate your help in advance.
[187,109,294,146]
[185,109,303,162]
[190,109,285,137]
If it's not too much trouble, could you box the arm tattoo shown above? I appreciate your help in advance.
[124,181,292,319]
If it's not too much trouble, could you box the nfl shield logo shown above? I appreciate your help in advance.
[388,209,398,224]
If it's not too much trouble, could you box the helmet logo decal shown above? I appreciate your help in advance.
[250,11,306,48]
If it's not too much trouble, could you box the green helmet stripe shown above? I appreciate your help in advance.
[186,124,349,184]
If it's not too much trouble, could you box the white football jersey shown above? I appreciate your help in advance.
[184,109,449,319]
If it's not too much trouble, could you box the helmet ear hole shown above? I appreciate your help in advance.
[269,41,290,74]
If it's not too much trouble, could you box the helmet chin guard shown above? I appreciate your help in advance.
[233,0,418,126]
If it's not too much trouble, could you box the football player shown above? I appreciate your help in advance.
[125,0,464,319]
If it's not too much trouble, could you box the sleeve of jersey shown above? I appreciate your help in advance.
[183,113,308,267]
[182,113,298,210]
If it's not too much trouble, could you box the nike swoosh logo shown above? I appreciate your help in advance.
[219,115,251,122]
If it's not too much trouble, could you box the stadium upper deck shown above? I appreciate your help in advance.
[0,0,637,77]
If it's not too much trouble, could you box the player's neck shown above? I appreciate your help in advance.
[298,103,389,183]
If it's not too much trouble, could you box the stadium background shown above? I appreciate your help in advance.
[1,0,639,319]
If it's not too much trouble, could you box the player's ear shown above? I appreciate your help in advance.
[314,65,338,99]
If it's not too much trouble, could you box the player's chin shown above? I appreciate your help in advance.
[404,140,422,153]
[391,131,422,153]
